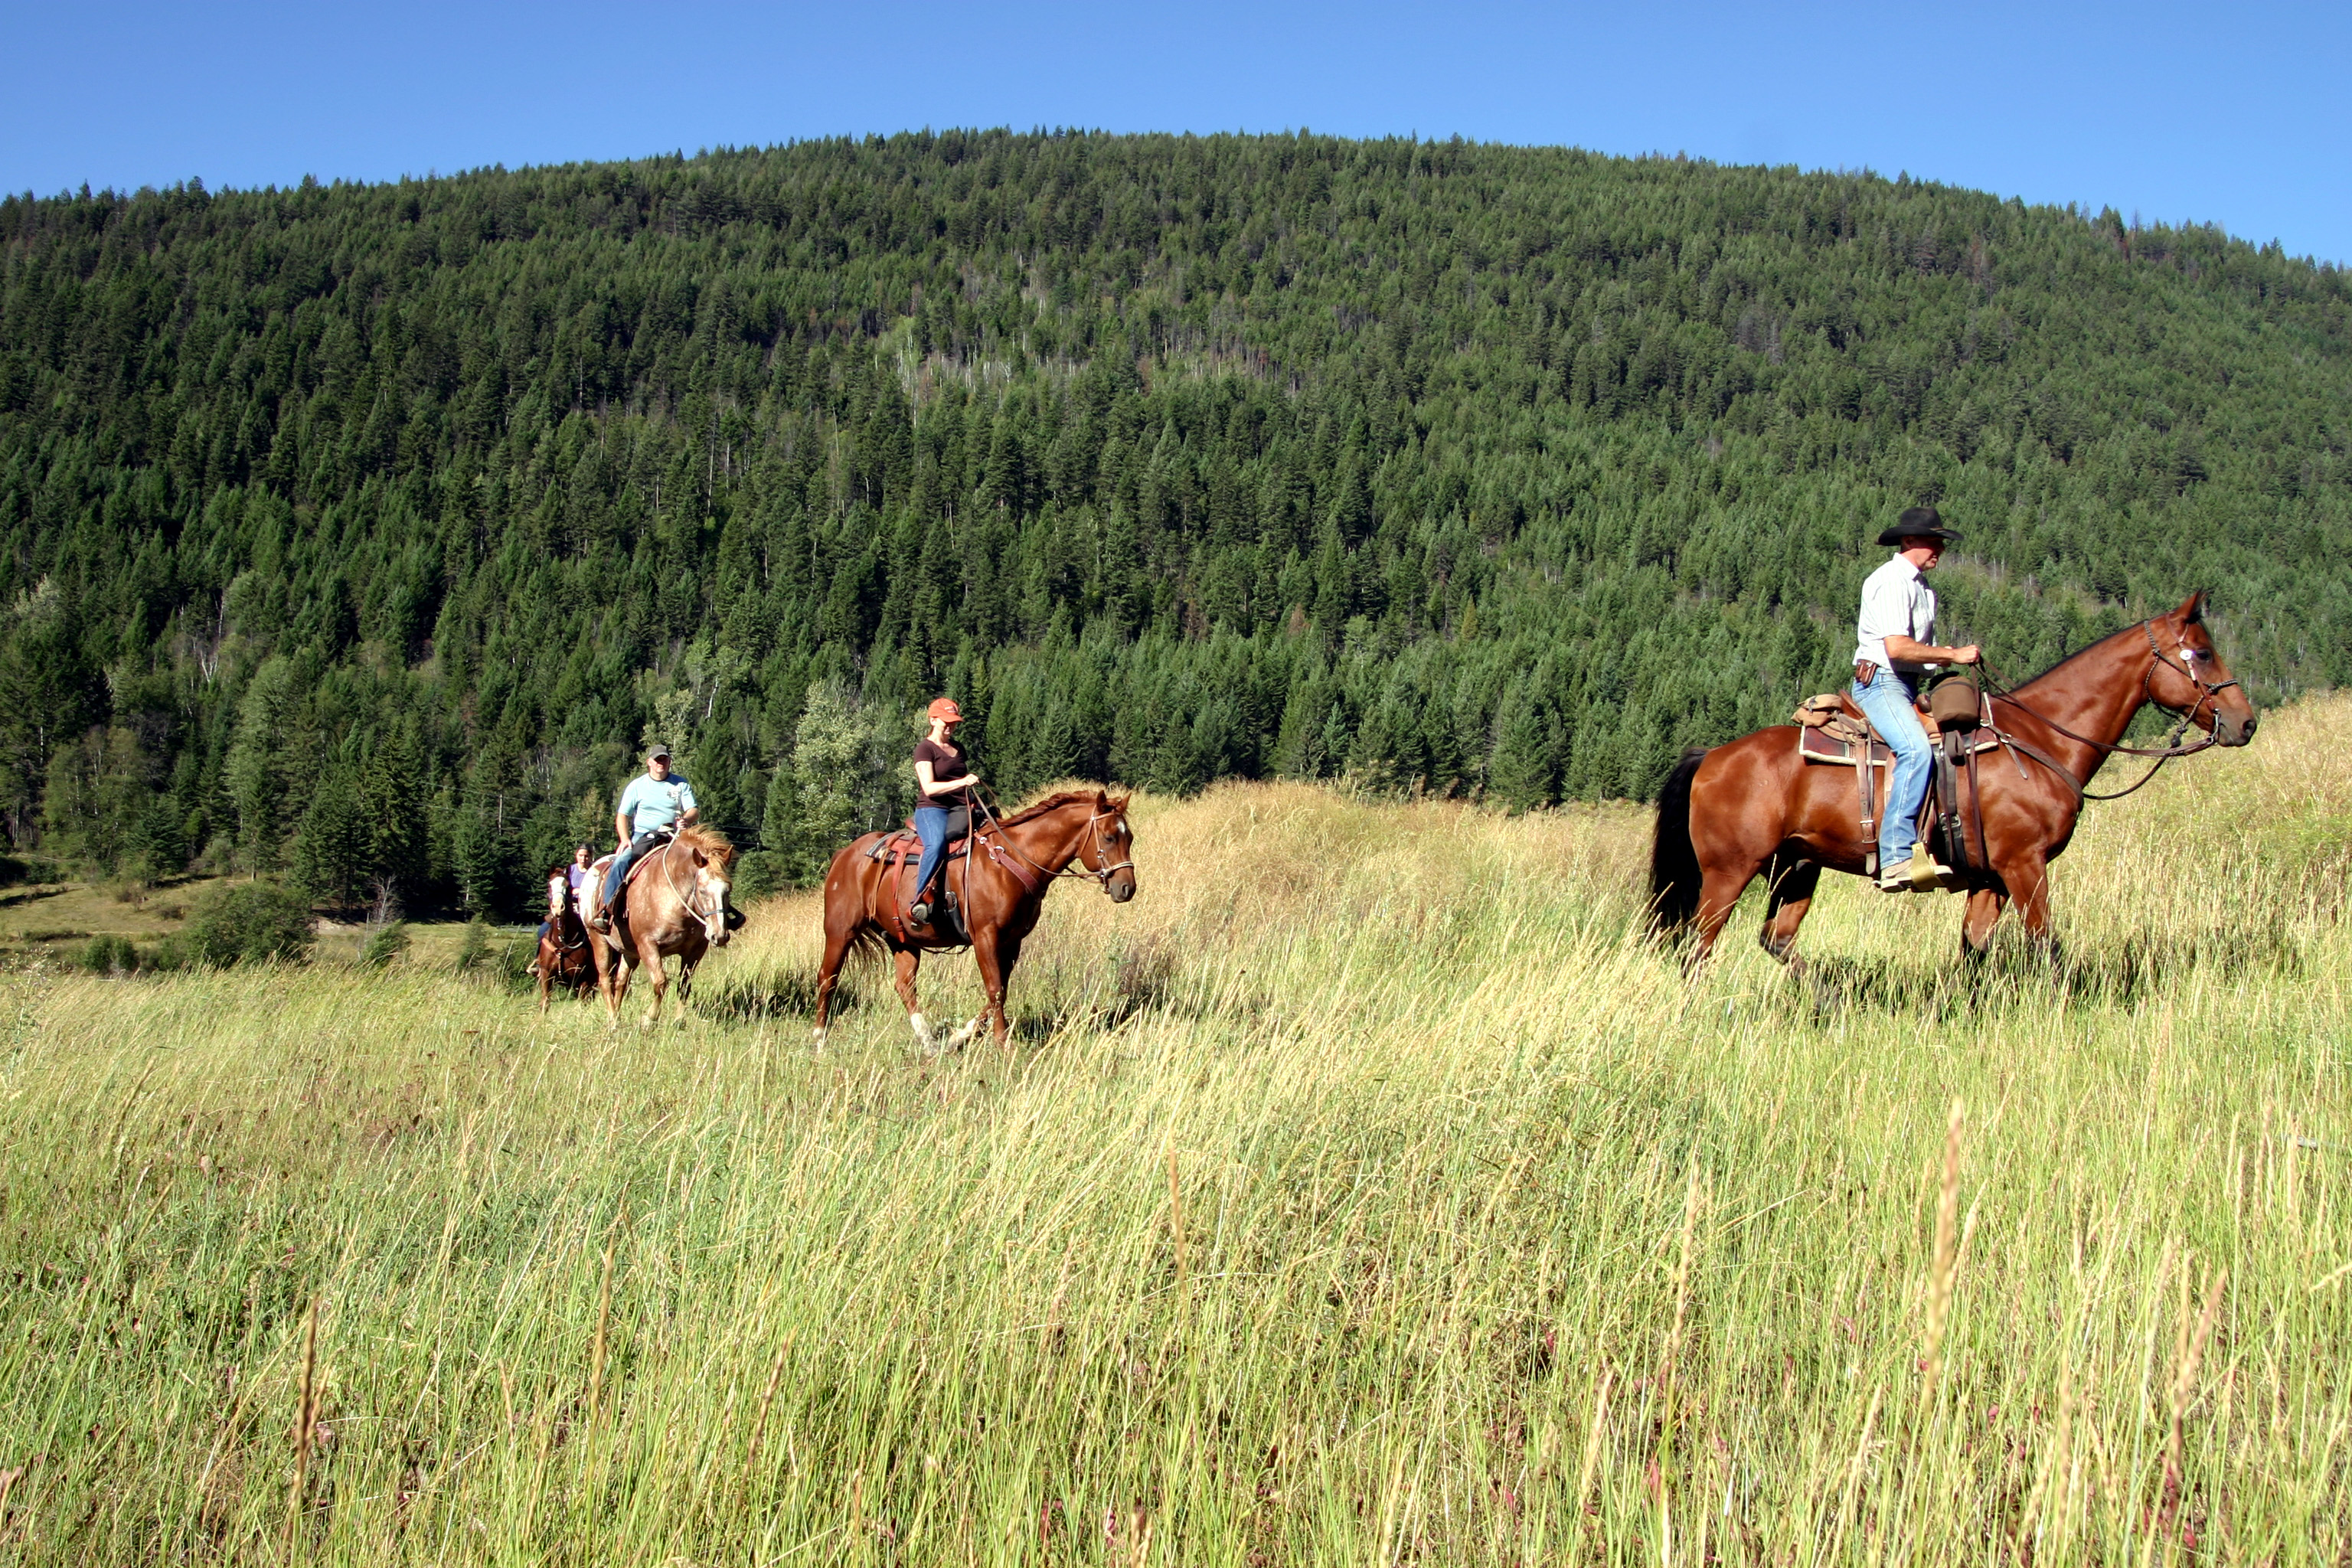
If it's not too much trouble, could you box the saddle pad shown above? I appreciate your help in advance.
[1798,727,2005,767]
[1798,727,1891,768]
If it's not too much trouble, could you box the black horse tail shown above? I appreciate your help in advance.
[1648,747,1709,936]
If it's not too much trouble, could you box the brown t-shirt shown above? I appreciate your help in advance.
[913,738,971,808]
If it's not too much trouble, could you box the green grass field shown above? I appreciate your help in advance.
[2,699,2346,1564]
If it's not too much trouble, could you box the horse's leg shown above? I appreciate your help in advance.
[812,927,853,1050]
[593,936,626,1030]
[636,931,668,1030]
[892,947,937,1051]
[536,941,554,1014]
[2001,850,2061,964]
[1687,859,1766,969]
[1756,855,1821,978]
[965,928,1018,1050]
[1961,887,2009,958]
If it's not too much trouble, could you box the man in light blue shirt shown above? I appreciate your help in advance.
[1851,507,1981,891]
[590,743,697,932]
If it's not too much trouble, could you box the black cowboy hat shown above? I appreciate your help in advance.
[1875,505,1962,548]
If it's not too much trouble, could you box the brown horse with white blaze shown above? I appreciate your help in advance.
[583,824,738,1027]
[1650,593,2256,969]
[812,789,1138,1051]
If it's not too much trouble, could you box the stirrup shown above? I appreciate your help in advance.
[1877,856,1918,892]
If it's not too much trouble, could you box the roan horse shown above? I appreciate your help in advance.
[1651,593,2256,969]
[812,789,1138,1051]
[582,825,738,1027]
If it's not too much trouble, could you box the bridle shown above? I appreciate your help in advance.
[1979,619,2244,801]
[1070,809,1136,891]
[658,836,731,944]
[974,792,1134,893]
[2137,619,2246,733]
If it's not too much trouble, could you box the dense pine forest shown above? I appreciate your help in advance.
[2,130,2347,913]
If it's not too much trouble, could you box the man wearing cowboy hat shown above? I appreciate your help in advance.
[1854,506,1981,891]
[590,741,699,933]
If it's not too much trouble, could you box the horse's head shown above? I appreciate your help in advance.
[2152,593,2257,747]
[1083,792,1138,903]
[681,830,737,946]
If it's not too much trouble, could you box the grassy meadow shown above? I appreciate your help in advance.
[1,699,2347,1565]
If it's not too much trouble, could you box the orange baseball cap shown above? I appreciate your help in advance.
[926,697,962,722]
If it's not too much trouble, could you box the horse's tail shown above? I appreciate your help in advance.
[1648,747,1709,936]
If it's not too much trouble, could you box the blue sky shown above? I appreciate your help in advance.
[5,0,2347,266]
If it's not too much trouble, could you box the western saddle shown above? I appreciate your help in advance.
[863,819,1044,944]
[1792,673,1996,887]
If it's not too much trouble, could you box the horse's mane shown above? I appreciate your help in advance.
[674,822,737,865]
[990,789,1127,828]
[2004,608,2181,697]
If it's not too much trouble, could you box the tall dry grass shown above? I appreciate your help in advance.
[0,697,2346,1563]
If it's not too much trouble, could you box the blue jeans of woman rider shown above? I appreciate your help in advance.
[912,804,969,910]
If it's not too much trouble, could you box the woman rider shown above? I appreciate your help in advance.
[537,843,594,946]
[909,697,980,926]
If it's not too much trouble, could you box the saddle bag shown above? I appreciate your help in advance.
[1926,669,1984,731]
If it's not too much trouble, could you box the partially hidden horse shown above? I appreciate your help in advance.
[582,824,738,1027]
[532,884,598,1011]
[1650,593,2256,969]
[812,789,1138,1052]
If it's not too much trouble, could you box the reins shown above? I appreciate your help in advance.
[651,833,728,945]
[1974,619,2238,801]
[972,785,1132,892]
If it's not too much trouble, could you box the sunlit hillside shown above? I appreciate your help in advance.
[1,696,2345,1563]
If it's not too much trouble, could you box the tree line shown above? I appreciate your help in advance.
[2,130,2345,913]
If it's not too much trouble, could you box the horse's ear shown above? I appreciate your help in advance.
[692,849,707,867]
[2179,590,2207,624]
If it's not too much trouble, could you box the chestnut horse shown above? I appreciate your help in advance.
[812,789,1138,1051]
[532,890,597,1011]
[582,824,738,1027]
[1650,593,2256,969]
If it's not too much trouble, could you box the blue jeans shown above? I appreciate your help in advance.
[602,831,664,912]
[912,805,968,904]
[1852,673,1931,866]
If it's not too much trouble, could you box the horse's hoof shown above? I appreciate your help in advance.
[811,1026,828,1050]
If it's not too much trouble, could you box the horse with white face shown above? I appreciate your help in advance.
[582,822,738,1028]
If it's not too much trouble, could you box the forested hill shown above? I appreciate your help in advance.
[3,132,2349,914]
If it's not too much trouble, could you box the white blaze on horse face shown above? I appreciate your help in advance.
[696,868,732,945]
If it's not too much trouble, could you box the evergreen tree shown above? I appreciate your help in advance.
[292,766,368,909]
